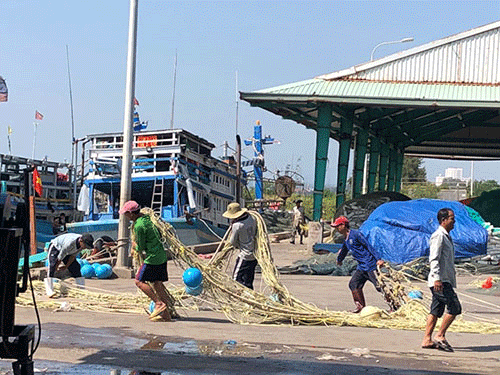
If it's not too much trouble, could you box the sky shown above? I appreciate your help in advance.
[1,1,500,189]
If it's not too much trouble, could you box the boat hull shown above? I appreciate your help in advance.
[67,217,227,247]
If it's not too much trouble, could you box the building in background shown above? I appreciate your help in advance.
[436,168,469,201]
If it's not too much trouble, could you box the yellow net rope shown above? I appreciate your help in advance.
[16,207,500,333]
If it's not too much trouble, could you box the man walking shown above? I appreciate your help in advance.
[44,232,94,297]
[290,199,308,244]
[421,208,461,352]
[223,202,258,289]
[120,200,172,322]
[332,216,384,313]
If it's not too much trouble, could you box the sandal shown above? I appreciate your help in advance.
[421,342,438,349]
[434,339,454,352]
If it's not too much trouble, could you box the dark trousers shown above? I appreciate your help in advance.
[233,258,258,289]
[348,268,381,292]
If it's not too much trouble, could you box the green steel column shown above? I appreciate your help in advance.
[352,128,368,198]
[395,149,404,192]
[378,143,389,191]
[336,116,353,208]
[387,148,397,191]
[312,103,332,221]
[367,137,380,193]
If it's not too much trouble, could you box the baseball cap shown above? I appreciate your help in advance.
[119,200,140,214]
[331,216,349,227]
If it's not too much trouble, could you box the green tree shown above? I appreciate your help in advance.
[470,179,500,198]
[402,156,426,183]
[401,182,440,199]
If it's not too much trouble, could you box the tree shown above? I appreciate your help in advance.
[469,179,500,198]
[402,156,426,183]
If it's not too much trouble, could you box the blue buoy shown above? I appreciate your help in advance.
[182,268,203,287]
[91,263,101,273]
[408,290,423,299]
[81,264,95,279]
[95,264,113,279]
[149,301,156,313]
[185,283,203,296]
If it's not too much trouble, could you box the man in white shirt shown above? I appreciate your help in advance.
[290,199,308,245]
[421,208,461,352]
[44,232,94,297]
[223,202,258,289]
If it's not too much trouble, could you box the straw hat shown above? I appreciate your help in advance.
[223,202,248,219]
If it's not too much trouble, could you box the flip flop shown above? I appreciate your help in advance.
[149,314,171,322]
[149,305,167,319]
[421,343,438,349]
[435,339,454,352]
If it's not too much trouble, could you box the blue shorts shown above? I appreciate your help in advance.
[136,262,168,283]
[430,282,462,317]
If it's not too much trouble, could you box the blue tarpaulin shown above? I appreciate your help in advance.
[360,199,488,264]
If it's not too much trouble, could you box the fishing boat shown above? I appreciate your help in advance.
[68,128,242,246]
[0,153,79,252]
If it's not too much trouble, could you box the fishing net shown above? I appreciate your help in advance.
[16,208,500,333]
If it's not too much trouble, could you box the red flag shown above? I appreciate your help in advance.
[33,168,43,196]
[0,76,7,102]
[133,97,139,106]
[35,111,43,120]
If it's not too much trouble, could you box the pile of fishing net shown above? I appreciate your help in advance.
[16,208,500,333]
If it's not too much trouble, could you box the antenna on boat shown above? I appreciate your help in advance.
[66,45,78,209]
[66,45,76,165]
[235,70,239,137]
[170,50,177,129]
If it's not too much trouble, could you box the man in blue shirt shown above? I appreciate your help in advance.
[333,216,384,313]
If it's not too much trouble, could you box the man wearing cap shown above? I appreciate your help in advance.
[332,216,384,313]
[290,199,309,245]
[223,202,258,289]
[120,200,172,322]
[44,232,94,297]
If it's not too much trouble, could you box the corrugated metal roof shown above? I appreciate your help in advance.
[253,79,500,107]
[318,20,500,85]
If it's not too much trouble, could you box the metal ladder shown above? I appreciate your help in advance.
[151,178,164,215]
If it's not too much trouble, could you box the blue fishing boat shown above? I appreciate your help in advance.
[68,128,242,246]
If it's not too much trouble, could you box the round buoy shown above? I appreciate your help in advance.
[182,268,203,287]
[95,264,113,279]
[408,290,423,299]
[185,283,203,296]
[81,264,95,279]
[91,263,101,272]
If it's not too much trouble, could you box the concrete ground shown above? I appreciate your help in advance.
[4,241,500,374]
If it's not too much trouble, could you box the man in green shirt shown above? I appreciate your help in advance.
[120,200,171,322]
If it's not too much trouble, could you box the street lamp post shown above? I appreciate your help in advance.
[370,37,414,61]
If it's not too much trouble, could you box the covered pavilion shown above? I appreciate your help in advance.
[240,21,500,220]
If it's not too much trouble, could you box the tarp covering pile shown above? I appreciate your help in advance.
[469,189,500,228]
[360,199,488,264]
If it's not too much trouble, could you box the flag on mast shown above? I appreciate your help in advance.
[7,125,12,154]
[0,76,7,102]
[35,111,43,120]
[133,97,139,106]
[33,167,43,197]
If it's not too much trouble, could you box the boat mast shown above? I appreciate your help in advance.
[170,50,177,129]
[66,45,78,210]
[117,0,139,272]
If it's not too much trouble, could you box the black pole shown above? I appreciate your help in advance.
[236,135,241,204]
[18,167,33,294]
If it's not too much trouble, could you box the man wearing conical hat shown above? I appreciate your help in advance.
[223,202,257,289]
